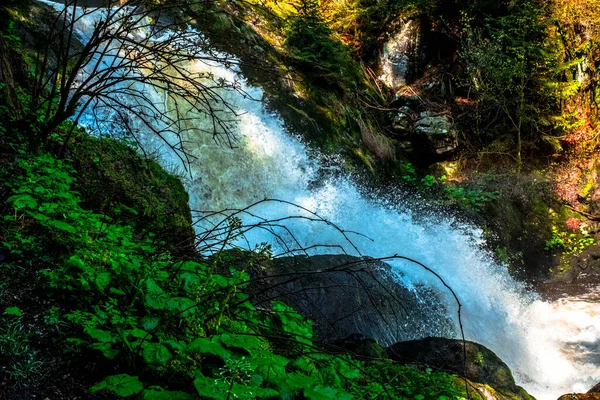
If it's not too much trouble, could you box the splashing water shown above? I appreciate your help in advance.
[41,2,600,398]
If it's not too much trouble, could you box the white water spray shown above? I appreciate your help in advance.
[42,2,600,398]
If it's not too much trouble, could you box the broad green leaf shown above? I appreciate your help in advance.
[166,297,196,317]
[141,316,161,331]
[95,272,112,291]
[142,387,193,400]
[231,383,279,399]
[286,373,316,390]
[304,385,344,400]
[193,375,228,399]
[293,356,316,372]
[90,374,144,397]
[8,194,37,209]
[87,328,115,343]
[219,333,262,352]
[187,337,231,359]
[4,306,22,316]
[180,271,201,293]
[162,339,186,353]
[30,212,49,222]
[91,342,119,359]
[47,219,77,233]
[145,279,169,310]
[335,358,361,380]
[142,342,172,366]
[127,328,149,339]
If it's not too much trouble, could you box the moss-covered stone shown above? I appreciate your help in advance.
[69,134,195,256]
[386,337,533,399]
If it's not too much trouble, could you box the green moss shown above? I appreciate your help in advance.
[580,175,595,198]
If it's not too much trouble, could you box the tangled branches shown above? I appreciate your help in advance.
[28,0,253,160]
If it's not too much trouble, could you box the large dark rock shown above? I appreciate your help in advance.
[589,382,600,393]
[251,255,454,346]
[386,337,531,399]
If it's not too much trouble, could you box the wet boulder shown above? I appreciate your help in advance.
[414,111,458,158]
[386,337,531,399]
[250,255,454,346]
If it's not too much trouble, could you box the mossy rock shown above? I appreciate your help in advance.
[386,337,534,400]
[69,134,195,256]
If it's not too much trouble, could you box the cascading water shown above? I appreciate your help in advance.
[41,2,600,399]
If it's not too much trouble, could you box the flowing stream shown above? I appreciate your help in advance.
[42,2,600,399]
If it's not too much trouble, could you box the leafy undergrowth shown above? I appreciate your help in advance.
[0,138,477,399]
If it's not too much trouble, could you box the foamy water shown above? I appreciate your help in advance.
[39,1,600,398]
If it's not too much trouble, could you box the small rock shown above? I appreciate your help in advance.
[414,112,458,158]
[392,106,414,136]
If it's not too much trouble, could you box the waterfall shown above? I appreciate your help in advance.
[40,2,600,399]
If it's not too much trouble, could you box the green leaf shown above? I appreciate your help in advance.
[286,373,316,390]
[162,339,186,353]
[187,337,231,359]
[304,385,347,400]
[145,279,169,310]
[91,342,119,359]
[193,376,228,399]
[141,316,161,331]
[142,342,172,366]
[166,297,196,317]
[127,328,149,339]
[4,306,22,316]
[110,287,126,295]
[219,333,262,353]
[142,387,193,400]
[335,358,361,380]
[8,194,37,209]
[95,272,112,291]
[90,374,144,397]
[87,328,115,343]
[180,271,201,293]
[47,219,77,233]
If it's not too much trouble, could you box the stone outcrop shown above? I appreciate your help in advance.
[250,255,454,346]
[386,337,533,400]
[391,106,458,161]
[392,106,414,136]
[414,111,458,157]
